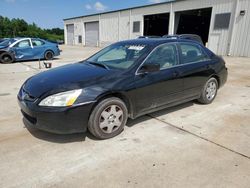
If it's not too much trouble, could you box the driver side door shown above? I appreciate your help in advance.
[133,43,184,116]
[12,39,33,60]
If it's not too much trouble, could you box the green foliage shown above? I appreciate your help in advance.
[0,15,64,42]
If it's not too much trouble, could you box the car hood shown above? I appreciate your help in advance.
[23,62,115,98]
[0,45,7,49]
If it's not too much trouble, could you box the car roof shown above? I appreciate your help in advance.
[116,38,202,48]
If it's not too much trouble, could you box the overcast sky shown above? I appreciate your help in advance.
[0,0,168,29]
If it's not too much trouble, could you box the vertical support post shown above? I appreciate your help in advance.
[129,9,132,39]
[98,14,101,47]
[168,2,175,35]
[64,24,67,45]
[118,11,121,41]
[228,0,239,56]
[39,58,41,69]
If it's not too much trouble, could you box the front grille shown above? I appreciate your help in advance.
[21,110,37,124]
[19,88,36,102]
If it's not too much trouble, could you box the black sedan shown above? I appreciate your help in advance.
[18,38,228,139]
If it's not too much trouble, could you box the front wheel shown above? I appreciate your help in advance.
[88,97,128,139]
[198,77,218,104]
[0,53,14,64]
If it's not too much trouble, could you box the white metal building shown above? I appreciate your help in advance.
[63,0,250,57]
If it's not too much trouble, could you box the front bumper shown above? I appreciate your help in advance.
[18,99,94,134]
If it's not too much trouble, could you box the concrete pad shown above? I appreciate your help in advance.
[150,57,250,157]
[0,46,249,188]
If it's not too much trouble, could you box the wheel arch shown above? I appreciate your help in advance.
[45,49,54,54]
[44,49,54,60]
[209,74,220,88]
[92,92,134,119]
[0,50,15,63]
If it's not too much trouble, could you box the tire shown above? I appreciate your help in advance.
[44,50,54,60]
[88,97,128,139]
[0,52,14,64]
[198,77,218,104]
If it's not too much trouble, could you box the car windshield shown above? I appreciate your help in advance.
[86,43,150,70]
[0,39,16,47]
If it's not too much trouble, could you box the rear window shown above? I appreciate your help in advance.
[32,39,45,46]
[179,43,209,64]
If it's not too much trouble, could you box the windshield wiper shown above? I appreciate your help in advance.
[87,61,110,70]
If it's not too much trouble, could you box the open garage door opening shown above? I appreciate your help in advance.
[144,13,169,37]
[174,8,212,45]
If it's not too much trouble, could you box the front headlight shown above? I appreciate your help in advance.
[39,89,82,107]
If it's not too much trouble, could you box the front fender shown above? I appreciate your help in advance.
[0,49,16,61]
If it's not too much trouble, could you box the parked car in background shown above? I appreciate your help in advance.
[18,37,227,139]
[0,38,61,64]
[44,39,64,45]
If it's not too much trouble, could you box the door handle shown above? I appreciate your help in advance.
[206,64,212,69]
[173,71,179,77]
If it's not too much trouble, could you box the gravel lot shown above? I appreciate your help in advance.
[0,45,250,188]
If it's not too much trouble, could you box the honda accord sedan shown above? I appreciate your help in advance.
[18,37,227,139]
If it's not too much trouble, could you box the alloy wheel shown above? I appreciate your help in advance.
[206,81,217,100]
[99,105,124,134]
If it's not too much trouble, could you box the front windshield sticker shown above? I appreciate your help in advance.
[128,45,145,51]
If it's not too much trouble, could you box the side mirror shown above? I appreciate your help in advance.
[138,63,160,74]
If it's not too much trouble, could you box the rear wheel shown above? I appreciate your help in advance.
[44,51,54,60]
[88,97,128,139]
[0,53,14,64]
[198,77,218,104]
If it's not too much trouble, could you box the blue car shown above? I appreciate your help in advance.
[0,38,61,64]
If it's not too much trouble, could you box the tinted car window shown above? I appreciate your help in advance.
[98,47,126,62]
[179,43,208,64]
[32,39,44,46]
[15,40,31,48]
[144,44,178,70]
[87,44,149,70]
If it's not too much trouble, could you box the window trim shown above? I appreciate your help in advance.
[135,42,180,75]
[14,39,32,48]
[31,39,45,47]
[177,42,211,65]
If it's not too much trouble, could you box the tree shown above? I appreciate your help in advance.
[0,15,64,42]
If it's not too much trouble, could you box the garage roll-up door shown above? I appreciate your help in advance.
[85,22,99,47]
[67,24,74,45]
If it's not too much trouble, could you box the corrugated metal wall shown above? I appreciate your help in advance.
[207,0,235,55]
[73,19,83,46]
[64,0,250,57]
[230,0,250,57]
[119,10,130,41]
[100,12,119,46]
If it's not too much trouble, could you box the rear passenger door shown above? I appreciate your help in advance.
[177,42,212,99]
[31,39,46,59]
